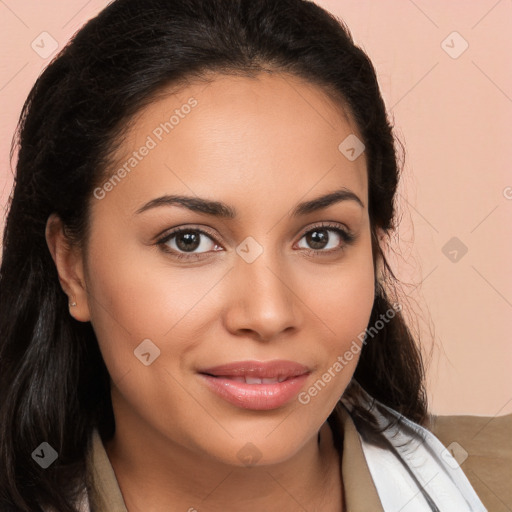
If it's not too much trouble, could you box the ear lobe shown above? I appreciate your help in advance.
[45,213,91,322]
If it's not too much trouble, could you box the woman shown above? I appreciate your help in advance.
[0,0,487,510]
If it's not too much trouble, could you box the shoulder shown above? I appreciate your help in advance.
[428,412,512,512]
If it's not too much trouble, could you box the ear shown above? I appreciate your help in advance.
[45,213,91,322]
[375,226,387,244]
[373,227,387,282]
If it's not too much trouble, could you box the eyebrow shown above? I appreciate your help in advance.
[134,188,364,218]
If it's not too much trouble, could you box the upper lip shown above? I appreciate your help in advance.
[199,360,311,379]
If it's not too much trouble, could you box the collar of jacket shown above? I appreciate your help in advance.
[338,381,487,512]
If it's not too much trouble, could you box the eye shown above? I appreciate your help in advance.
[296,223,355,255]
[157,227,221,261]
[156,222,356,261]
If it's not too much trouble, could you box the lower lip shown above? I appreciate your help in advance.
[199,373,310,410]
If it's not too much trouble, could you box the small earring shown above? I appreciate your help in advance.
[69,301,77,307]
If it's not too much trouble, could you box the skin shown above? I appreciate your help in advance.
[46,71,379,511]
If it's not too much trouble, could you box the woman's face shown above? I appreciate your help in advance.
[79,72,375,465]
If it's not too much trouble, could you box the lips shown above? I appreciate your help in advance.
[198,360,311,410]
[198,359,310,381]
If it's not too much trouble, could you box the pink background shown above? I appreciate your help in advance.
[1,0,511,416]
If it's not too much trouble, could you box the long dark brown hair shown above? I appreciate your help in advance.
[0,0,427,510]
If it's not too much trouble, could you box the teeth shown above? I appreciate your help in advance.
[245,376,286,384]
[219,375,289,384]
[245,377,263,384]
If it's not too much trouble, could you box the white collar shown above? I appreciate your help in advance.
[342,382,487,511]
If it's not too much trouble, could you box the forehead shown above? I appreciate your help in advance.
[99,72,368,213]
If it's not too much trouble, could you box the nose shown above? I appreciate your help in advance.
[223,249,301,342]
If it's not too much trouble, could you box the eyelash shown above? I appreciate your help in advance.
[155,222,356,261]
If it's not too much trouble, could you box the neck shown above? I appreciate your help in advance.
[104,410,343,511]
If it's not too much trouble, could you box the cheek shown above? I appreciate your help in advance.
[83,230,228,379]
[306,238,375,394]
[313,240,376,347]
[84,218,375,395]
